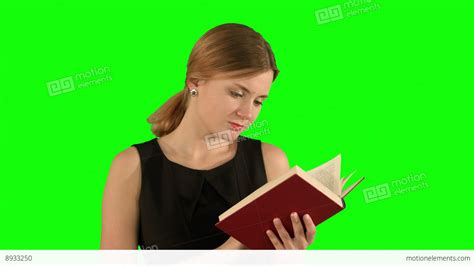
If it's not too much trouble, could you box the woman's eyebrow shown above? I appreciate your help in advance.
[233,83,268,98]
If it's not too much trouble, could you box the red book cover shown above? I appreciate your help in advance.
[215,155,364,249]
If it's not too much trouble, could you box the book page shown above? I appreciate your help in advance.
[306,155,341,195]
[341,177,365,198]
[341,170,357,188]
[308,169,337,194]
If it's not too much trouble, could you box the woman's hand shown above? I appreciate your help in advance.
[266,212,316,250]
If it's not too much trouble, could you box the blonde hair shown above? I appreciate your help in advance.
[147,23,279,137]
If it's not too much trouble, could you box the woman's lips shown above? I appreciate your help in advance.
[229,122,244,130]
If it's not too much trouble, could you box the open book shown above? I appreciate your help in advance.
[215,154,365,249]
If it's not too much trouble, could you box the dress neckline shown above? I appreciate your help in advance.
[153,137,240,172]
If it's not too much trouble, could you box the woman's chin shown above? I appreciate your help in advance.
[205,128,240,145]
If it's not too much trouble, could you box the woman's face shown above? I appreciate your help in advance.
[191,70,274,140]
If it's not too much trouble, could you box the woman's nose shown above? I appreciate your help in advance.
[236,100,254,122]
[236,109,252,122]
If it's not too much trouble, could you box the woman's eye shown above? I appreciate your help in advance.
[230,90,263,106]
[230,91,243,97]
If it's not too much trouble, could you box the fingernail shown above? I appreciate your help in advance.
[291,212,297,221]
[273,218,279,223]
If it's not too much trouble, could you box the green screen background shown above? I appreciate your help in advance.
[1,0,472,250]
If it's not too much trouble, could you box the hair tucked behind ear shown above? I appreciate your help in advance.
[147,23,279,137]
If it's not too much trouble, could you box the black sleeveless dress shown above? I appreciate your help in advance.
[131,136,268,249]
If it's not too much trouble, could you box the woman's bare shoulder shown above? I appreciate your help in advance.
[260,142,290,182]
[107,146,141,185]
[101,146,141,249]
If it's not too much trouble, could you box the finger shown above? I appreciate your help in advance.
[291,212,305,240]
[303,214,316,244]
[273,218,294,249]
[266,230,284,250]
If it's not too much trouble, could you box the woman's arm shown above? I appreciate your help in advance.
[100,147,142,249]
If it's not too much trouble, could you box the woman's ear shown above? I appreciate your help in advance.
[186,78,204,89]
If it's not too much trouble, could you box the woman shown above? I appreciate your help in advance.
[100,23,316,250]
